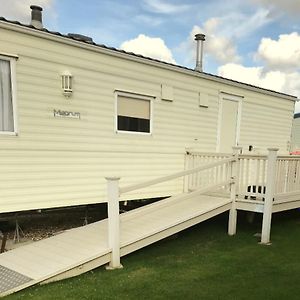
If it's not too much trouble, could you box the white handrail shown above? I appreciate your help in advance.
[106,149,237,268]
[120,157,235,194]
[185,151,231,156]
[239,154,267,159]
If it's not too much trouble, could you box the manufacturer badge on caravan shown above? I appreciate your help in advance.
[53,109,81,119]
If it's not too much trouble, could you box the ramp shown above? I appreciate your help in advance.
[0,193,231,297]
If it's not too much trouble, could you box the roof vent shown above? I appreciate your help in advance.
[67,33,93,43]
[194,33,205,72]
[30,5,43,29]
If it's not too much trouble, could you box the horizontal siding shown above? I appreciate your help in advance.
[291,118,300,150]
[0,26,295,212]
[0,150,184,213]
[239,95,294,154]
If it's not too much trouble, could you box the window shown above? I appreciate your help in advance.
[0,57,16,133]
[116,92,152,134]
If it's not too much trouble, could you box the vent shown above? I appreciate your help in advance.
[30,5,43,29]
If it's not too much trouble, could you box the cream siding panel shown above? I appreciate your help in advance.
[291,117,300,151]
[0,26,295,212]
[239,95,294,154]
[0,150,184,213]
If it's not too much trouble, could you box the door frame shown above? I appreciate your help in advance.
[216,92,243,152]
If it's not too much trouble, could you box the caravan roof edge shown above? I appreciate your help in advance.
[0,18,297,102]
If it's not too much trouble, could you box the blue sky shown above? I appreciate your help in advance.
[1,0,300,111]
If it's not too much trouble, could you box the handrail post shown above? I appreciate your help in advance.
[261,148,278,244]
[183,151,191,193]
[228,146,242,235]
[105,177,123,269]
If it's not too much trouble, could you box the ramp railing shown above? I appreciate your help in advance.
[186,152,269,200]
[120,157,234,195]
[273,155,300,205]
[237,154,268,201]
[105,147,300,268]
[187,151,300,201]
[184,152,232,192]
[105,149,239,269]
[275,156,300,194]
[234,150,300,244]
[182,148,300,245]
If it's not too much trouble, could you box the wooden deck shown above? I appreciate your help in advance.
[0,193,231,297]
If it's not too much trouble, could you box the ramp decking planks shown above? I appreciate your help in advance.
[0,193,231,297]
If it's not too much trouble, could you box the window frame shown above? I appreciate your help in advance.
[115,91,154,135]
[0,54,18,136]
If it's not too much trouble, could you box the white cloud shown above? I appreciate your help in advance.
[220,9,271,39]
[195,21,240,64]
[0,0,54,23]
[218,63,300,110]
[178,9,270,68]
[251,0,300,15]
[143,0,190,14]
[179,20,240,66]
[218,31,300,112]
[134,15,163,27]
[218,63,286,91]
[257,32,300,70]
[120,34,176,64]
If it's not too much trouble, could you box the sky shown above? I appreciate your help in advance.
[1,0,300,112]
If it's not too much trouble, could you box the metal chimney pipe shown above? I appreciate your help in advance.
[30,5,43,29]
[194,33,205,72]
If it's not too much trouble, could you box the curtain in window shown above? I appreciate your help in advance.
[118,96,150,119]
[0,60,14,131]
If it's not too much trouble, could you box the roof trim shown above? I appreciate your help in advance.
[0,17,297,102]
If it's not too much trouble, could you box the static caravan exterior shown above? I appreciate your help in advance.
[291,113,300,152]
[0,10,297,214]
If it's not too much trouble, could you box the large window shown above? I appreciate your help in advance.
[116,92,152,134]
[0,57,15,132]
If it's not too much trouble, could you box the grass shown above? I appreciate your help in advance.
[5,210,300,300]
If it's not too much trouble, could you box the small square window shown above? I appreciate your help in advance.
[116,93,152,134]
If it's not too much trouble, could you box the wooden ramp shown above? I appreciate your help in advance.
[0,193,231,297]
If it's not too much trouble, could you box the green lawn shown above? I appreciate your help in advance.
[5,210,300,300]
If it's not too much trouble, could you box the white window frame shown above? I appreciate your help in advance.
[114,91,154,135]
[0,54,18,136]
[216,92,243,152]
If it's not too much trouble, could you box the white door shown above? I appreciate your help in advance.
[218,96,240,153]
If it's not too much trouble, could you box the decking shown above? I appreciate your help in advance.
[0,193,231,297]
